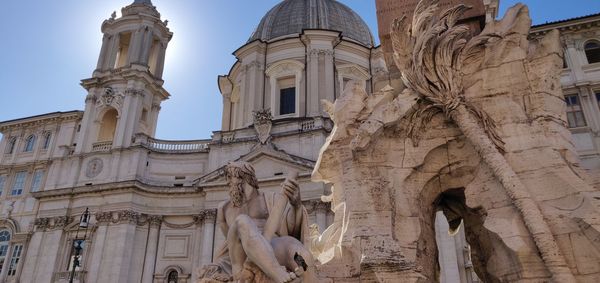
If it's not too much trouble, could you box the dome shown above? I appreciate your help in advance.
[249,0,374,47]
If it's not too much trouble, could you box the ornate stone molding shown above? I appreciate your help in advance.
[95,211,113,224]
[200,209,217,221]
[93,210,217,228]
[118,210,141,224]
[34,216,73,231]
[253,109,273,144]
[97,87,125,110]
[147,215,163,228]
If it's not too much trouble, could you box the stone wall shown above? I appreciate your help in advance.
[313,2,600,282]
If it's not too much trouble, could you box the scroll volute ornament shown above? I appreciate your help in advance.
[390,0,574,281]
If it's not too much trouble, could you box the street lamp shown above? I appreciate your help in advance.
[69,208,90,283]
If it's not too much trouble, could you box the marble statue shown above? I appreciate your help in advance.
[198,161,316,283]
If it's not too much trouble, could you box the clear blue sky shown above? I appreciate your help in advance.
[1,0,599,140]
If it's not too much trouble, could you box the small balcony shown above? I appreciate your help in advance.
[145,137,209,153]
[91,141,113,152]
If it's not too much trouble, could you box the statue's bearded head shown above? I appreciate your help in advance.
[225,161,259,207]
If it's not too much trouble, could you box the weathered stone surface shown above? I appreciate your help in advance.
[310,0,600,282]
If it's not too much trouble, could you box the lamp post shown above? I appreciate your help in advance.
[69,208,90,283]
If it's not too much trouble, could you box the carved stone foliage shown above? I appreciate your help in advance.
[93,209,216,228]
[34,216,73,231]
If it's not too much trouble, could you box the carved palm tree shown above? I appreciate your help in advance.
[391,0,574,281]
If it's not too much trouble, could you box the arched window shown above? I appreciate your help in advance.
[42,132,52,150]
[98,109,118,142]
[167,270,178,283]
[585,41,600,64]
[0,230,11,274]
[23,135,36,152]
[4,138,16,154]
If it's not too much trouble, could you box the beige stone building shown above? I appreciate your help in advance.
[0,0,598,282]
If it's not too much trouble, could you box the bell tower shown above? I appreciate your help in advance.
[77,0,172,154]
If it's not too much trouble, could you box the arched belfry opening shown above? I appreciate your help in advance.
[97,108,118,143]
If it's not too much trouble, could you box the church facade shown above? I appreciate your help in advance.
[0,0,598,282]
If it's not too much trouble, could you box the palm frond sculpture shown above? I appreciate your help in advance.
[391,0,575,281]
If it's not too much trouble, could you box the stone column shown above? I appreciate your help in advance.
[96,34,111,70]
[199,210,217,266]
[308,49,320,117]
[107,35,120,69]
[122,88,144,148]
[75,90,98,154]
[128,28,144,65]
[323,50,335,105]
[140,28,154,65]
[141,215,162,283]
[154,43,167,78]
[221,95,232,132]
[18,230,43,283]
[149,103,161,137]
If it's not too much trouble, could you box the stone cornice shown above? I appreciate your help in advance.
[530,15,600,37]
[81,68,169,100]
[31,180,202,200]
[0,111,83,133]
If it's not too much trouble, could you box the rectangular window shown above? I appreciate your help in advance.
[279,87,296,115]
[7,244,22,276]
[565,94,587,128]
[11,172,27,196]
[31,170,44,192]
[0,175,5,196]
[68,240,85,272]
[0,244,8,273]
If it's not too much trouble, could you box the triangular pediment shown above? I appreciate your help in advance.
[196,143,315,185]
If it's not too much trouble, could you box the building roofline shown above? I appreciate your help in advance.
[0,110,83,128]
[531,12,600,31]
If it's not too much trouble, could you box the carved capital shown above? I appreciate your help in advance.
[201,209,217,222]
[118,210,141,224]
[34,218,50,231]
[147,215,163,227]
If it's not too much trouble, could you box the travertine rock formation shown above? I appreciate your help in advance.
[312,0,600,282]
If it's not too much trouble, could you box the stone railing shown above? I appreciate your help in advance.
[146,138,210,153]
[301,120,316,131]
[92,141,113,152]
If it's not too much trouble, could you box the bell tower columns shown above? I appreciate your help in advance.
[76,0,172,154]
